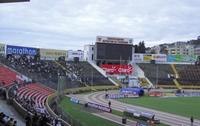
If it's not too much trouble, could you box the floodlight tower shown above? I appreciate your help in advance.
[57,71,66,99]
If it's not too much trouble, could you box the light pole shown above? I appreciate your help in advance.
[156,64,158,88]
[91,67,94,92]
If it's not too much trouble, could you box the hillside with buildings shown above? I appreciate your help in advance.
[149,36,200,56]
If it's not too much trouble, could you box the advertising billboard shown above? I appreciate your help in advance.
[100,64,133,75]
[6,45,37,56]
[135,54,167,63]
[96,36,133,44]
[133,54,144,63]
[152,54,167,62]
[0,43,5,55]
[143,54,152,62]
[167,55,197,62]
[40,48,66,60]
[87,102,112,113]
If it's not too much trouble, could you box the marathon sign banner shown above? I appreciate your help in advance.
[6,45,37,56]
[87,102,111,113]
[100,64,133,75]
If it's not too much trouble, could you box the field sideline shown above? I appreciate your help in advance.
[59,97,122,126]
[117,96,200,119]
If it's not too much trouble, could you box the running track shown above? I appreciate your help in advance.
[71,90,200,126]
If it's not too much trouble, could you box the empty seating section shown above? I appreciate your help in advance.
[138,63,174,86]
[175,65,200,85]
[0,65,18,87]
[17,83,54,110]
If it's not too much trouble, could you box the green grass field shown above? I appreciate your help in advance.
[60,97,122,126]
[117,96,200,119]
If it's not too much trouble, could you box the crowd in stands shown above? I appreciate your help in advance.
[24,112,63,126]
[59,61,113,86]
[3,54,65,89]
[2,54,113,90]
[0,54,114,126]
[0,56,72,126]
[0,88,6,99]
[8,82,63,126]
[0,112,17,126]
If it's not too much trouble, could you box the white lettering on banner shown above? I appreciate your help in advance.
[118,67,132,73]
[102,67,115,73]
[87,102,111,113]
[101,64,133,75]
[7,47,36,55]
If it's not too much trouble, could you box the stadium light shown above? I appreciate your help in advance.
[0,0,29,3]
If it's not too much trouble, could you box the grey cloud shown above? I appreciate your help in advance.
[0,0,200,49]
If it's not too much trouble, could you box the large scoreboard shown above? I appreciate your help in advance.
[96,42,133,61]
[95,36,133,64]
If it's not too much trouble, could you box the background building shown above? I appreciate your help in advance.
[67,50,84,61]
[84,44,95,62]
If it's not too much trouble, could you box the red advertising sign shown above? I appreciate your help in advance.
[100,64,133,75]
[149,91,164,97]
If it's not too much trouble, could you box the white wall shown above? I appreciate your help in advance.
[84,45,95,62]
[67,50,84,61]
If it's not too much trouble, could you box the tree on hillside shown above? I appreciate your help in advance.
[138,41,146,53]
[134,41,146,53]
[134,44,139,53]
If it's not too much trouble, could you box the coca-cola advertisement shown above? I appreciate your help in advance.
[100,64,133,75]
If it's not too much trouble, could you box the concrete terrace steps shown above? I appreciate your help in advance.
[0,65,18,87]
[17,83,54,108]
[170,64,182,89]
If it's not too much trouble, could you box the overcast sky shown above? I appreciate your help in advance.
[0,0,200,50]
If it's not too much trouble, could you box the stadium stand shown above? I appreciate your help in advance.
[175,64,200,86]
[15,83,54,114]
[0,65,19,88]
[9,83,63,126]
[0,112,18,126]
[1,55,66,89]
[57,60,113,86]
[137,63,175,87]
[1,55,113,90]
[138,78,149,87]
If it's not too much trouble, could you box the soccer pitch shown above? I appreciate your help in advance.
[117,96,200,119]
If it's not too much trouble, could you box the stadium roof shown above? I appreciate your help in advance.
[0,0,29,3]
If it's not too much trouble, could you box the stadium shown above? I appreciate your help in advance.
[1,1,200,126]
[1,35,200,126]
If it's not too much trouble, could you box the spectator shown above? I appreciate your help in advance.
[25,113,32,126]
[13,121,17,126]
[190,116,194,126]
[6,118,14,126]
[108,101,111,108]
